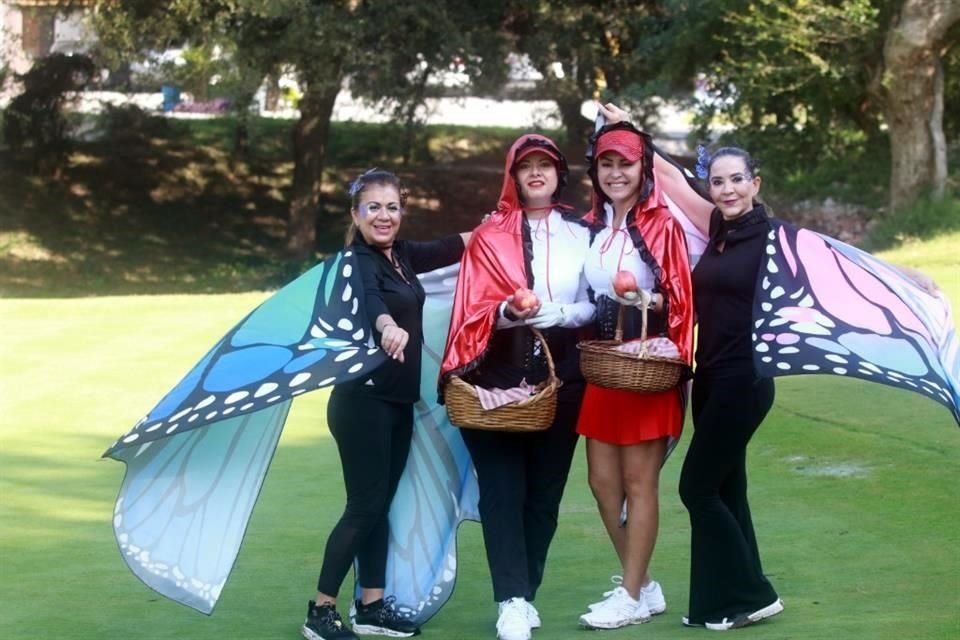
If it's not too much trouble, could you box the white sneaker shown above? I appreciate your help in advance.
[641,580,667,615]
[704,598,784,631]
[497,597,532,640]
[524,601,541,629]
[578,586,651,629]
[587,575,623,611]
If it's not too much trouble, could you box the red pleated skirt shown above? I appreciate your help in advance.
[576,382,683,445]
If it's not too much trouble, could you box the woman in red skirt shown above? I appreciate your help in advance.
[575,113,698,630]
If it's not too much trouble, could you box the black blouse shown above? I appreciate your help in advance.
[334,234,465,403]
[692,204,770,378]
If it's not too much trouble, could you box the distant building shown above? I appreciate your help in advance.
[1,0,95,75]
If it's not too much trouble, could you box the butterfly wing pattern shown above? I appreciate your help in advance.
[753,221,960,425]
[374,264,481,624]
[105,250,388,614]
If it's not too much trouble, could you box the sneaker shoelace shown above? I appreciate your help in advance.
[372,596,411,625]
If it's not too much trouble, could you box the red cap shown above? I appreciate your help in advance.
[514,145,560,164]
[595,129,644,163]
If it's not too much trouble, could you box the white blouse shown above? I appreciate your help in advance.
[584,203,655,298]
[498,209,595,328]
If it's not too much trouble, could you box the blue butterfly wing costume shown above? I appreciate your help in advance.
[105,251,480,618]
[752,221,960,425]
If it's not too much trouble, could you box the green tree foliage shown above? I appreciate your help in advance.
[687,0,958,212]
[507,0,693,146]
[92,0,508,259]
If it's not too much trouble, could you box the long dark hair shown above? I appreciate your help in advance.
[344,168,407,246]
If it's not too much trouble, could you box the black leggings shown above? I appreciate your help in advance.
[316,392,413,596]
[679,374,778,623]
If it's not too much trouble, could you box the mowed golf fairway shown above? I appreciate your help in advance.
[2,236,958,639]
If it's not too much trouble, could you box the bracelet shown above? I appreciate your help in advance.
[380,323,397,331]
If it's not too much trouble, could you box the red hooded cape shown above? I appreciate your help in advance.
[584,128,696,366]
[439,134,569,388]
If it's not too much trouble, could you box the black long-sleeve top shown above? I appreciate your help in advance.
[333,234,465,403]
[692,204,770,379]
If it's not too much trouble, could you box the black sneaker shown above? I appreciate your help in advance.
[302,600,358,640]
[352,596,421,637]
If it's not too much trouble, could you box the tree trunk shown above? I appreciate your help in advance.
[882,0,960,213]
[287,83,340,260]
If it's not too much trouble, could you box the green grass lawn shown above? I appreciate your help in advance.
[1,232,958,639]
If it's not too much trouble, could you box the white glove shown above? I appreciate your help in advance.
[526,301,566,329]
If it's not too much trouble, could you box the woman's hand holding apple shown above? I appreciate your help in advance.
[505,287,541,321]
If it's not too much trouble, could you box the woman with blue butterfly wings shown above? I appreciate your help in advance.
[104,168,474,638]
[299,169,471,640]
[678,146,958,631]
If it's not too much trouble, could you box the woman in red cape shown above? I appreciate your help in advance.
[439,134,595,640]
[575,120,699,630]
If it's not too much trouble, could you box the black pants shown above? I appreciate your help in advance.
[460,390,582,603]
[316,392,413,596]
[679,374,778,624]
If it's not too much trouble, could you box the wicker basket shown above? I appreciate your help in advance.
[445,327,559,432]
[578,292,685,393]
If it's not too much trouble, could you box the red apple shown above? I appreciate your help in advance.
[513,287,540,311]
[612,270,639,298]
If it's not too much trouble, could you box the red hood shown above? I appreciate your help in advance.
[439,135,567,392]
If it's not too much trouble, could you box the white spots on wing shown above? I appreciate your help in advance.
[187,414,199,423]
[859,361,882,373]
[240,402,254,411]
[291,389,307,396]
[255,382,279,398]
[766,244,776,255]
[755,319,765,328]
[825,355,848,364]
[290,372,311,387]
[337,318,354,331]
[205,411,218,420]
[166,423,180,434]
[311,325,327,339]
[770,286,785,299]
[776,362,791,370]
[342,263,353,278]
[778,347,799,355]
[755,343,769,353]
[761,302,773,312]
[335,349,358,362]
[225,391,249,405]
[318,377,337,386]
[170,407,193,422]
[266,395,282,403]
[342,283,353,302]
[798,294,814,307]
[195,395,216,410]
[802,364,820,371]
[222,407,236,416]
[122,433,140,444]
[145,423,162,433]
[298,343,316,350]
[789,287,805,299]
[352,329,365,341]
[325,339,352,348]
[762,276,770,290]
[767,258,779,274]
[319,319,334,332]
[348,362,364,374]
[833,367,847,375]
[352,298,359,315]
[761,356,773,363]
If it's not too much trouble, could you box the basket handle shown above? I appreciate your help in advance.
[614,290,651,356]
[529,326,557,378]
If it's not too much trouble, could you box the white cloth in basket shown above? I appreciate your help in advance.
[614,337,681,359]
[475,378,538,410]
